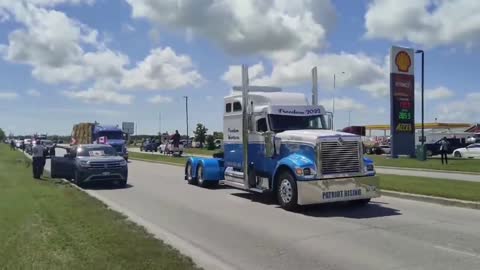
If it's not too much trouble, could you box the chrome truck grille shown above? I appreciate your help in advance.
[317,138,363,178]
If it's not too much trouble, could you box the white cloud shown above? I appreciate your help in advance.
[221,61,265,85]
[437,92,480,122]
[26,89,41,96]
[126,0,336,61]
[319,96,366,111]
[63,80,134,105]
[0,91,18,100]
[365,0,480,48]
[221,52,388,97]
[121,47,203,91]
[121,23,135,32]
[148,95,173,104]
[0,2,202,105]
[425,86,455,100]
[63,89,133,105]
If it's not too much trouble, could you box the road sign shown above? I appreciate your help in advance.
[390,46,415,157]
[122,122,134,135]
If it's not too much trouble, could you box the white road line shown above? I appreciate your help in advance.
[434,245,480,259]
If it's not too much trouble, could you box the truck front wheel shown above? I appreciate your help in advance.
[276,171,298,211]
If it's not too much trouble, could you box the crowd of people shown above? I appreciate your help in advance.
[10,139,56,179]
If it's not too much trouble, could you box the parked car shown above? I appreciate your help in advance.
[51,144,128,187]
[159,140,184,156]
[379,145,391,154]
[453,143,480,158]
[466,134,480,144]
[424,138,469,156]
[140,141,159,152]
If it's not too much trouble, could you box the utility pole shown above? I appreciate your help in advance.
[183,96,189,145]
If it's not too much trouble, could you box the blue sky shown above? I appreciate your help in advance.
[0,0,479,136]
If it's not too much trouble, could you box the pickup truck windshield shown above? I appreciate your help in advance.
[77,147,117,157]
[268,114,327,132]
[97,131,123,140]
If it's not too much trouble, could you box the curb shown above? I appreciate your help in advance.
[381,190,480,210]
[377,166,480,175]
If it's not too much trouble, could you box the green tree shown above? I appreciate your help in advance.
[213,132,223,140]
[0,128,5,142]
[206,135,216,150]
[193,123,208,148]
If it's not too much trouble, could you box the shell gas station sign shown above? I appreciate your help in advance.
[390,46,415,157]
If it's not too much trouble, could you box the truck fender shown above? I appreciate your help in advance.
[186,157,224,181]
[272,154,316,189]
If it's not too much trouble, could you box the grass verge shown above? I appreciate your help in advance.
[129,151,187,166]
[184,148,219,156]
[379,174,480,202]
[0,144,199,270]
[368,155,480,173]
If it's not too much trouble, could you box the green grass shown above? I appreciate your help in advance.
[379,174,480,201]
[368,155,480,173]
[184,148,219,156]
[129,151,187,166]
[0,144,199,270]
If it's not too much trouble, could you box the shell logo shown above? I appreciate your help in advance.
[395,51,411,73]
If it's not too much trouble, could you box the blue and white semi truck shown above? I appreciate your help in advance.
[185,65,379,210]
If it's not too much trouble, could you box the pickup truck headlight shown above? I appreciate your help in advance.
[119,159,127,166]
[79,160,90,167]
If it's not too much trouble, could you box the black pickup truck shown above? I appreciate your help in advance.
[424,138,469,156]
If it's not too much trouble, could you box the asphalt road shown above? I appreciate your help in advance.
[46,149,480,270]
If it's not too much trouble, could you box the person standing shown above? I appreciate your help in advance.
[10,139,15,151]
[32,140,46,179]
[439,137,449,165]
[172,130,180,148]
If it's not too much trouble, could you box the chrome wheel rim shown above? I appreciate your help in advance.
[280,179,293,203]
[198,167,203,183]
[186,164,192,180]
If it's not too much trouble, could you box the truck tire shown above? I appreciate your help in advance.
[118,179,127,188]
[276,170,298,211]
[197,165,218,188]
[74,171,84,188]
[186,161,197,185]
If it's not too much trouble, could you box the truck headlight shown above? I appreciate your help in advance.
[119,159,127,166]
[79,160,90,167]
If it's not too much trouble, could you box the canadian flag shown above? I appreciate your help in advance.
[98,136,108,144]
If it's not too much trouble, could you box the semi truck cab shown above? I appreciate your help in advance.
[185,65,379,210]
[93,125,129,161]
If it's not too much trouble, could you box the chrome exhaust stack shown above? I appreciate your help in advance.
[241,65,250,189]
[311,66,318,106]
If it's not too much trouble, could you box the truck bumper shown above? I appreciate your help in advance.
[297,176,380,205]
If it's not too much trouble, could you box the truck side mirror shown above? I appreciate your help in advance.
[263,131,275,158]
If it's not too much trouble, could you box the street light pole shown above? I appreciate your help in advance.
[415,50,425,146]
[183,96,189,145]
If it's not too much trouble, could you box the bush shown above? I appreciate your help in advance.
[206,135,216,150]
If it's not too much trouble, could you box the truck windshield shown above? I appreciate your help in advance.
[268,114,327,132]
[77,147,117,157]
[97,131,123,140]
